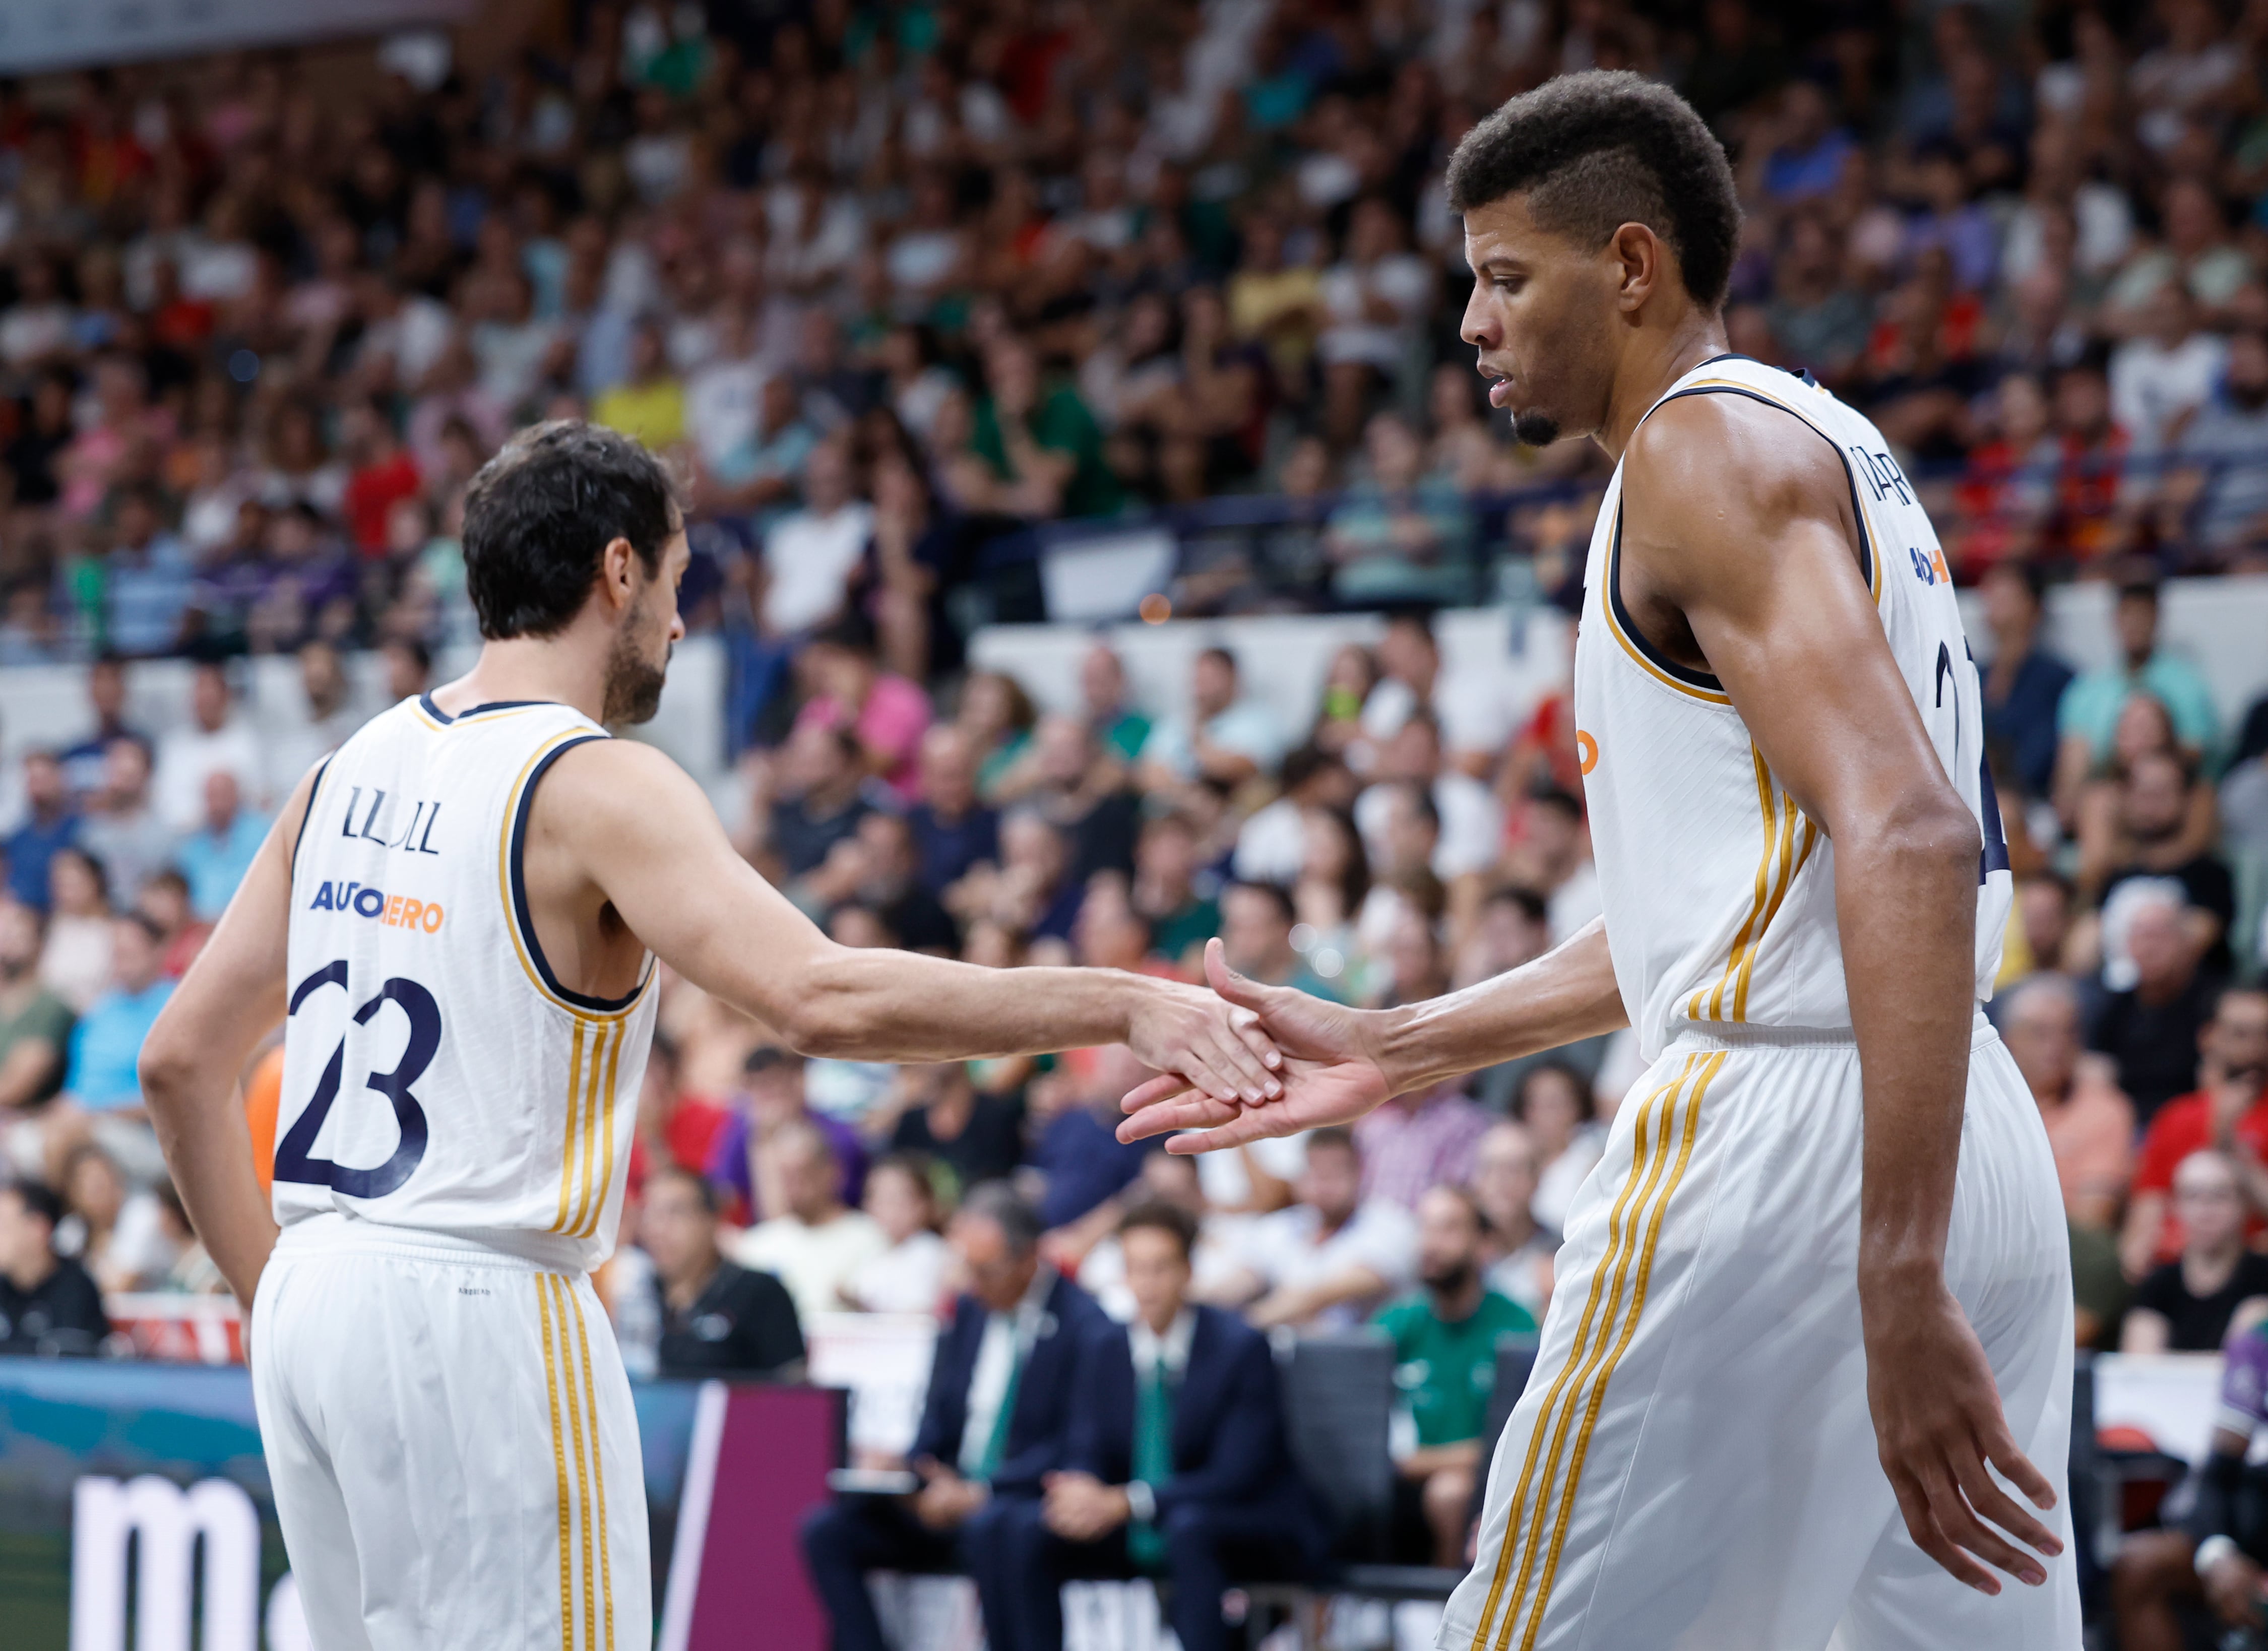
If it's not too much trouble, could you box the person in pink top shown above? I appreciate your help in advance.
[2001,973,2135,1232]
[795,619,934,802]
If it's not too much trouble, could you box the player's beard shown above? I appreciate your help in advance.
[1510,409,1561,448]
[601,599,669,725]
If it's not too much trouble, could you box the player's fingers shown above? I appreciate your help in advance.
[1924,1463,2041,1586]
[1888,1472,1997,1596]
[1950,1445,2061,1560]
[1117,1091,1242,1144]
[1163,1108,1289,1155]
[1231,1005,1285,1071]
[1207,1023,1282,1100]
[1981,1431,2059,1514]
[1120,1073,1190,1115]
[1204,937,1281,1017]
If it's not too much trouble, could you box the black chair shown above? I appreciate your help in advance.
[1276,1327,1398,1565]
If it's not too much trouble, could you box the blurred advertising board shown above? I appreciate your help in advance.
[0,1362,839,1650]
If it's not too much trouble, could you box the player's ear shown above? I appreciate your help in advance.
[1610,221,1661,313]
[600,535,638,610]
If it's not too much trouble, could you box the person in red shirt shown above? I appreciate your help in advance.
[2121,986,2268,1277]
[626,1030,730,1203]
[339,398,423,558]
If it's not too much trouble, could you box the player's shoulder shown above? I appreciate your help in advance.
[1626,377,1849,524]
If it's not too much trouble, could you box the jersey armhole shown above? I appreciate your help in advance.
[507,732,651,1015]
[288,756,333,879]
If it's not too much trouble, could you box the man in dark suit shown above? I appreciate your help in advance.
[990,1200,1326,1651]
[801,1183,1109,1651]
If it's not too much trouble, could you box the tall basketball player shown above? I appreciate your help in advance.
[137,421,1281,1651]
[1121,73,2077,1649]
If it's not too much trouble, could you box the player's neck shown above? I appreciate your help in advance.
[1595,311,1733,463]
[434,634,609,725]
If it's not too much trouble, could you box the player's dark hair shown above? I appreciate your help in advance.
[1118,1197,1200,1261]
[461,421,679,641]
[957,1180,1044,1256]
[1446,70,1741,311]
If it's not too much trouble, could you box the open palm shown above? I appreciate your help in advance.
[1117,940,1396,1152]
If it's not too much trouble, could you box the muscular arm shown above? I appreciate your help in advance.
[539,741,1280,1102]
[137,769,316,1304]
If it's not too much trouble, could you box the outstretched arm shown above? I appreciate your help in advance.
[1118,926,1625,1150]
[1627,393,2058,1593]
[545,741,1281,1104]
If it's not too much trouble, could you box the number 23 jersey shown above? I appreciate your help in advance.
[1573,354,2013,1064]
[277,695,657,1269]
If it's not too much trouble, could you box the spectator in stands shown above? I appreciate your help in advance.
[730,1118,886,1323]
[796,621,932,804]
[1356,711,1502,881]
[2053,577,2221,814]
[2094,750,2237,968]
[761,443,876,640]
[1029,1045,1161,1261]
[3,752,78,911]
[56,657,144,801]
[643,1165,805,1380]
[1501,787,1602,946]
[1516,1062,1607,1236]
[56,911,170,1150]
[175,771,269,922]
[993,1199,1324,1651]
[2122,1151,2268,1353]
[628,1031,728,1190]
[1006,718,1142,894]
[845,1154,949,1316]
[1235,746,1357,889]
[1204,1126,1416,1329]
[38,848,114,1014]
[1139,647,1287,790]
[269,640,365,787]
[764,723,873,881]
[2167,328,2268,561]
[711,1045,870,1225]
[1077,645,1152,764]
[1219,880,1342,1002]
[1977,564,2073,803]
[98,486,193,657]
[2000,975,2134,1231]
[0,1180,109,1357]
[2111,1321,2268,1649]
[2091,885,2223,1124]
[1133,811,1221,971]
[801,1184,1108,1651]
[153,661,265,832]
[136,869,209,979]
[76,739,171,908]
[1355,1077,1492,1213]
[57,1141,169,1293]
[0,901,73,1147]
[1474,1120,1557,1321]
[1378,1185,1536,1566]
[879,1061,1024,1200]
[2122,987,2268,1277]
[908,726,999,900]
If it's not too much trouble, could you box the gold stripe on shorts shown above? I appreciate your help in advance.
[550,1276,598,1650]
[567,1284,616,1650]
[537,1275,577,1650]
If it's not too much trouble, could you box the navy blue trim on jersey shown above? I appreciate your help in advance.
[289,755,333,878]
[507,732,647,1013]
[1608,507,1726,692]
[419,694,561,725]
[1651,384,1876,593]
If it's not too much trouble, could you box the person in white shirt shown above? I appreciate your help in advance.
[683,306,773,473]
[732,1119,888,1323]
[1201,1126,1416,1329]
[2110,281,2227,453]
[1473,1120,1557,1320]
[845,1153,950,1315]
[152,662,266,833]
[1355,713,1503,881]
[761,441,876,637]
[267,640,368,793]
[1138,647,1288,789]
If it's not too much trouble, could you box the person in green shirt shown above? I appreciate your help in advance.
[2053,578,2224,799]
[1376,1183,1537,1566]
[1079,642,1152,763]
[0,898,74,1116]
[967,336,1125,520]
[1135,812,1221,972]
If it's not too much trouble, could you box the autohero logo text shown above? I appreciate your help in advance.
[308,880,446,933]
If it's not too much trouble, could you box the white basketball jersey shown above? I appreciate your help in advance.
[1574,354,2012,1063]
[277,695,657,1269]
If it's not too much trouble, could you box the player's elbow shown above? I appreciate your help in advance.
[774,971,878,1060]
[136,1027,199,1114]
[1862,789,1978,877]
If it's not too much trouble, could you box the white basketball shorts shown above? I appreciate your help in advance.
[1439,1020,2080,1651]
[250,1215,650,1651]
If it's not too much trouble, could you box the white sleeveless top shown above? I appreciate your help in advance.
[1574,355,2011,1063]
[277,694,658,1271]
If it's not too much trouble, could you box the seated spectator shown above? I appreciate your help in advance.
[2053,576,2221,816]
[76,738,173,908]
[1355,712,1503,883]
[702,373,818,517]
[56,656,145,801]
[729,1119,886,1322]
[1204,1127,1416,1330]
[38,847,113,1013]
[137,869,210,978]
[1029,1045,1162,1256]
[627,1032,729,1191]
[955,809,1081,945]
[2165,328,2268,561]
[1378,1186,1537,1566]
[1132,811,1221,971]
[98,485,193,657]
[798,812,959,957]
[707,1047,870,1226]
[2121,1151,2268,1353]
[1516,1062,1607,1236]
[844,1154,950,1315]
[0,1180,109,1357]
[762,444,877,639]
[879,1061,1025,1200]
[4,751,78,911]
[2091,886,2223,1124]
[959,671,1039,802]
[1325,412,1475,607]
[1473,1120,1557,1320]
[153,661,266,833]
[2089,749,2236,973]
[267,639,367,790]
[961,334,1123,521]
[2000,975,2134,1230]
[1237,745,1358,890]
[800,1185,1109,1651]
[1976,564,2073,803]
[591,321,685,453]
[795,620,932,803]
[763,723,874,881]
[1355,1077,1492,1213]
[59,911,171,1145]
[1076,643,1152,764]
[2121,987,2268,1275]
[0,900,74,1139]
[643,1165,805,1380]
[1138,647,1287,791]
[57,1141,170,1293]
[2111,1320,2268,1649]
[175,771,270,922]
[907,727,1000,899]
[993,1200,1325,1651]
[1219,880,1344,1002]
[1013,718,1142,891]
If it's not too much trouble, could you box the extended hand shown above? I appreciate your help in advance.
[1123,971,1285,1107]
[1862,1273,2062,1594]
[1119,940,1394,1152]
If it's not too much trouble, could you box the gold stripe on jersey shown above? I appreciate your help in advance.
[1511,1052,1724,1651]
[570,1022,605,1236]
[1689,749,1777,1024]
[538,1277,577,1651]
[553,1021,587,1235]
[566,1284,617,1651]
[1489,1056,1694,1651]
[552,1276,598,1651]
[1466,1055,1696,1651]
[496,729,648,1023]
[1734,799,1806,1023]
[578,1020,626,1240]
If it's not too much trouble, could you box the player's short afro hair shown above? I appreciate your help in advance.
[1446,70,1742,311]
